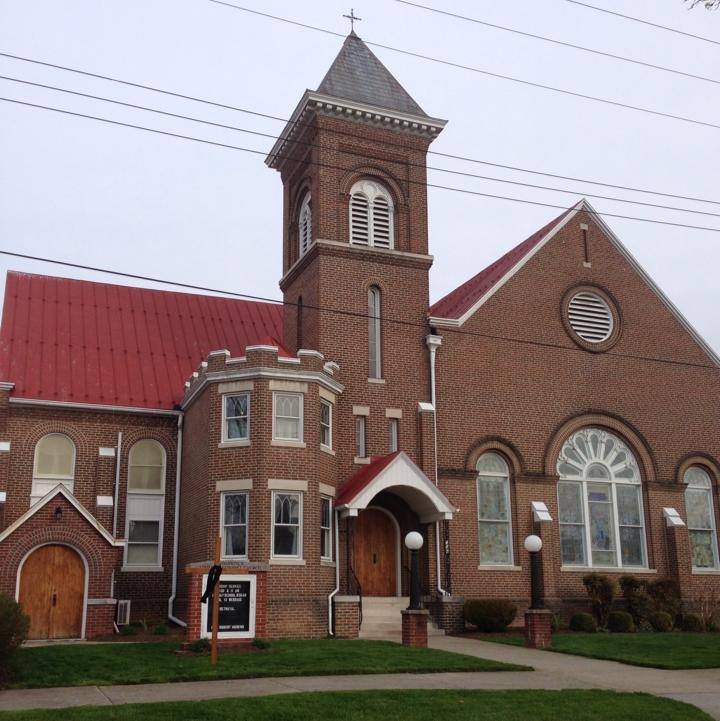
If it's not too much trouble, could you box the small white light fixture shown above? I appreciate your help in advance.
[663,507,686,528]
[524,534,543,553]
[405,531,424,551]
[531,501,553,523]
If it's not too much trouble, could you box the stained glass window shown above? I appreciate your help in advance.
[477,453,512,565]
[684,466,718,570]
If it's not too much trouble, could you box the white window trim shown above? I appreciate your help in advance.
[320,495,333,562]
[127,440,167,495]
[221,491,249,560]
[271,490,303,560]
[123,495,164,568]
[476,454,514,567]
[388,417,399,453]
[272,392,304,443]
[320,399,333,451]
[684,468,720,571]
[221,392,251,444]
[355,415,366,459]
[32,433,76,502]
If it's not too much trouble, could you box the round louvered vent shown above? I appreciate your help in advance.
[567,291,614,343]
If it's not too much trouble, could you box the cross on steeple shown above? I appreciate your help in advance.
[343,8,362,32]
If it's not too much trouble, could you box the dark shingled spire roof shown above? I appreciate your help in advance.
[316,31,428,117]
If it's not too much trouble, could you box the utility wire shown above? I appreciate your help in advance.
[4,73,719,220]
[206,1,720,132]
[4,94,720,234]
[2,50,719,207]
[0,247,716,371]
[563,0,720,48]
[394,0,720,87]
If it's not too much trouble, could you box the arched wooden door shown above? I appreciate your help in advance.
[354,508,398,596]
[19,545,85,639]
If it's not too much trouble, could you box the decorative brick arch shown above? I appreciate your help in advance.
[544,412,657,482]
[676,453,720,486]
[20,421,91,460]
[465,437,525,477]
[339,164,407,208]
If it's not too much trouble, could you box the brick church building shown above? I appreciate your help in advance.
[1,32,719,640]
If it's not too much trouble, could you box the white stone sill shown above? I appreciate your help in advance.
[320,445,336,456]
[269,558,306,566]
[218,439,250,449]
[477,565,523,571]
[692,568,720,575]
[354,456,371,465]
[271,440,306,449]
[561,566,657,574]
[121,565,164,573]
[321,559,336,568]
[367,378,386,384]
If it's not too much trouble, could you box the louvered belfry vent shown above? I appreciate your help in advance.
[349,180,393,249]
[298,194,312,257]
[567,291,614,343]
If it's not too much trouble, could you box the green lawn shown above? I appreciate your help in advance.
[0,690,711,721]
[480,632,720,669]
[5,640,524,689]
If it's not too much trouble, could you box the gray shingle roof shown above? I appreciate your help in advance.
[316,32,428,117]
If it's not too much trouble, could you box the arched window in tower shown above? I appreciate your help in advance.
[350,180,394,249]
[368,286,382,379]
[298,193,312,258]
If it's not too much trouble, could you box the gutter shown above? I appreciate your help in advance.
[327,509,340,635]
[426,334,447,597]
[167,413,187,628]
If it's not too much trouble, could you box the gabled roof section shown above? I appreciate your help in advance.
[428,199,720,367]
[0,485,123,546]
[317,31,428,117]
[336,451,455,523]
[0,272,284,410]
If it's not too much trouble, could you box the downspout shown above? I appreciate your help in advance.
[327,509,340,635]
[112,431,122,537]
[426,334,447,597]
[168,413,186,627]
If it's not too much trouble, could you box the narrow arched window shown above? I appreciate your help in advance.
[32,433,76,503]
[128,440,166,493]
[557,428,647,569]
[298,193,312,258]
[349,180,394,249]
[684,466,719,570]
[476,453,512,565]
[368,286,382,379]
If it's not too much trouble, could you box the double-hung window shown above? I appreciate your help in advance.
[320,400,332,449]
[272,491,302,558]
[222,492,249,558]
[273,393,303,442]
[476,453,513,565]
[32,433,76,504]
[320,496,332,561]
[223,393,249,442]
[684,466,719,570]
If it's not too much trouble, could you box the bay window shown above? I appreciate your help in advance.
[273,392,303,442]
[222,492,248,558]
[272,491,302,558]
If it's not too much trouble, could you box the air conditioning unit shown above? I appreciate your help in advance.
[116,599,131,626]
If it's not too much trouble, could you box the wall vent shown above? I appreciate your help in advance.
[567,291,613,343]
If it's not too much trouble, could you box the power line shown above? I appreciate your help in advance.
[563,0,720,47]
[394,0,720,87]
[206,1,720,132]
[4,73,719,220]
[2,51,719,207]
[0,247,716,371]
[4,94,720,234]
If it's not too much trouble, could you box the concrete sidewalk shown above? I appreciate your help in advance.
[1,636,719,718]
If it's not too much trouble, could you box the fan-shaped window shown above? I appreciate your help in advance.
[567,291,614,343]
[298,193,312,258]
[349,180,394,249]
[368,286,382,379]
[557,428,646,568]
[32,433,76,502]
[684,466,719,570]
[476,452,513,565]
[128,440,166,493]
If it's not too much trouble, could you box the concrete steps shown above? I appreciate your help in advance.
[358,597,445,640]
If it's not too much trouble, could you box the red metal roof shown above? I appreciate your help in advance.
[336,452,402,506]
[0,272,284,410]
[429,207,574,320]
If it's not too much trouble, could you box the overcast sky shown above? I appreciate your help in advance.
[1,0,719,353]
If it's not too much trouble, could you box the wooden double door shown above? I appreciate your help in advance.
[18,545,85,640]
[354,508,398,596]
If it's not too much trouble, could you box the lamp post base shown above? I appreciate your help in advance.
[524,609,553,649]
[401,608,429,648]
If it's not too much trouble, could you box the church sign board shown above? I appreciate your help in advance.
[200,574,256,639]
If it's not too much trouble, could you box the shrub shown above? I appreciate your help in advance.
[619,576,652,626]
[582,573,618,628]
[682,613,706,633]
[0,594,29,664]
[647,579,681,622]
[569,612,597,633]
[648,611,673,632]
[188,638,210,654]
[607,610,635,633]
[251,638,270,650]
[119,625,136,636]
[153,624,168,636]
[463,599,517,632]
